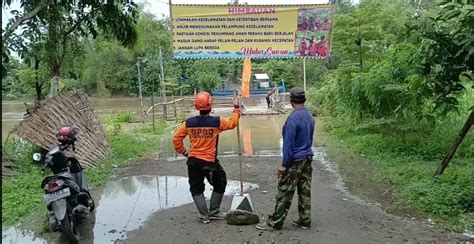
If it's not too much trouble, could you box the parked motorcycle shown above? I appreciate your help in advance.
[34,125,95,243]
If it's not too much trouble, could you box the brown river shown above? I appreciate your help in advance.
[1,95,287,145]
[2,97,146,144]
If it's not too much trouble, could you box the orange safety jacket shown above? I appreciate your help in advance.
[172,108,240,163]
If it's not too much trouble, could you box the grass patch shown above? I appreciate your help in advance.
[132,120,168,135]
[1,116,169,225]
[102,111,136,124]
[84,133,160,188]
[2,139,46,225]
[321,116,474,232]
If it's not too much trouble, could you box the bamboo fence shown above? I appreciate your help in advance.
[12,89,111,168]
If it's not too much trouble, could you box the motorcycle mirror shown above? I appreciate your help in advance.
[33,153,42,161]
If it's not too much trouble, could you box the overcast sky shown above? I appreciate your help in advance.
[3,0,347,28]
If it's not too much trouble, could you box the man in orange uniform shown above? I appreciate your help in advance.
[173,92,240,224]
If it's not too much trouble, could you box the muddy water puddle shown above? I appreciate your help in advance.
[2,227,46,244]
[157,114,288,161]
[2,176,258,244]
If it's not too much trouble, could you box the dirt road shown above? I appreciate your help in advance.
[117,154,467,243]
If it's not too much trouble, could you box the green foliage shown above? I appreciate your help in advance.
[2,58,50,100]
[80,37,135,95]
[332,0,410,68]
[322,117,474,231]
[102,111,137,135]
[2,0,139,85]
[86,133,159,187]
[2,76,24,100]
[198,72,221,93]
[132,120,168,135]
[312,0,473,122]
[311,0,474,232]
[408,0,474,115]
[114,112,136,123]
[2,139,47,224]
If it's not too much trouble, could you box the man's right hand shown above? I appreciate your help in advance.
[232,96,240,107]
[277,166,287,179]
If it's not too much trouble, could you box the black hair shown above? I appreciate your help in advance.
[199,110,211,116]
[290,97,306,104]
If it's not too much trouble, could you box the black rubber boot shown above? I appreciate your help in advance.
[209,192,226,220]
[192,194,210,224]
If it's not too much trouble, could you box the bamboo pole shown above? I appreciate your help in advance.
[434,111,474,177]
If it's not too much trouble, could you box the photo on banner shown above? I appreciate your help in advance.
[295,8,332,57]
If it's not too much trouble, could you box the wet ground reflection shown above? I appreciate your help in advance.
[2,176,258,244]
[2,227,46,244]
[91,175,258,243]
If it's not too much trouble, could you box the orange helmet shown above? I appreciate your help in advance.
[195,92,213,111]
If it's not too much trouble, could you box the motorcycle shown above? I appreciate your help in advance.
[34,140,95,243]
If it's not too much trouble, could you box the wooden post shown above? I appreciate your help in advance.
[174,101,177,122]
[159,48,167,121]
[137,61,144,124]
[434,111,474,177]
[152,55,156,131]
[233,88,243,195]
[172,95,177,122]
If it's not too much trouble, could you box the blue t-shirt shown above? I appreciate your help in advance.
[282,107,315,168]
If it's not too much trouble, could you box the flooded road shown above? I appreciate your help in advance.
[3,99,470,243]
[2,102,293,244]
[2,176,258,244]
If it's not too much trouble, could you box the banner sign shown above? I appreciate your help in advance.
[171,4,335,59]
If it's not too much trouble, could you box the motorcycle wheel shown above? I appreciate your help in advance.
[88,193,96,212]
[61,207,80,243]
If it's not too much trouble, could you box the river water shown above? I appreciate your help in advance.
[2,97,143,144]
[1,95,286,144]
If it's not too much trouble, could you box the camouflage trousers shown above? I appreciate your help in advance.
[267,157,312,230]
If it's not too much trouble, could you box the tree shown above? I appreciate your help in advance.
[425,0,474,176]
[413,0,474,115]
[197,72,221,93]
[80,37,134,96]
[332,0,410,69]
[2,0,139,85]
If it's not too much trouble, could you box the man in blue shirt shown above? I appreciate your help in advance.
[257,87,315,230]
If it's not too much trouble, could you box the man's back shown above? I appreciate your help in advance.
[282,107,315,167]
[173,108,240,163]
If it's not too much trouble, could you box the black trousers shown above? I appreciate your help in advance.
[265,96,271,108]
[187,157,227,196]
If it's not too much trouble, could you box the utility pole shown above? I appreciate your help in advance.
[137,61,144,124]
[159,48,167,120]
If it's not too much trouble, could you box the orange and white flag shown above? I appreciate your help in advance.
[241,58,251,98]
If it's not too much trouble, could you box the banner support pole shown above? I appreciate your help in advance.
[303,58,306,92]
[169,0,174,59]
